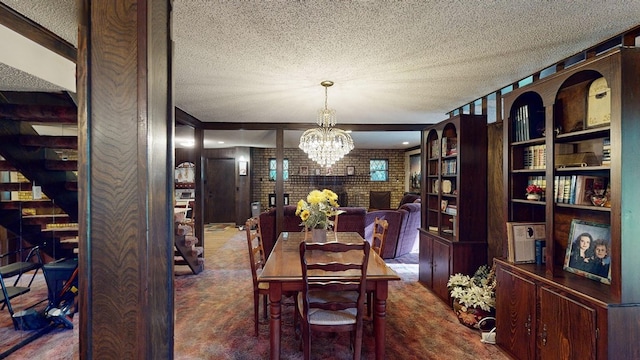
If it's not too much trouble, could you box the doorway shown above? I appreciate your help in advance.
[204,158,236,223]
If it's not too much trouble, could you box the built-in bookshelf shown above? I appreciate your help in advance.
[419,114,487,303]
[498,47,640,359]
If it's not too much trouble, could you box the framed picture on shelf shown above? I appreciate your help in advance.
[238,161,247,176]
[315,169,321,175]
[563,219,611,284]
[440,199,448,212]
[299,166,309,175]
[346,166,355,176]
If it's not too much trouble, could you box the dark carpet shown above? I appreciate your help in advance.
[0,227,510,359]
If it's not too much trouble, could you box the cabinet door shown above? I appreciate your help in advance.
[538,286,597,360]
[495,266,536,360]
[418,234,433,286]
[432,239,451,302]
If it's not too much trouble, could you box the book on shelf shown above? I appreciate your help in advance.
[444,204,457,216]
[506,222,546,264]
[535,239,546,265]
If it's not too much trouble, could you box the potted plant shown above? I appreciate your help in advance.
[525,184,543,200]
[447,264,496,328]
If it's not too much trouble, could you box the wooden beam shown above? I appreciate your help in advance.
[0,104,77,123]
[0,3,76,62]
[20,135,78,149]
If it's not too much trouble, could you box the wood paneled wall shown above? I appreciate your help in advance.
[487,122,505,263]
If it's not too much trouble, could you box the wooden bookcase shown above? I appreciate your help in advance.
[418,114,488,303]
[497,47,640,359]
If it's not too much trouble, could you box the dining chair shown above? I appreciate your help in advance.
[367,217,388,318]
[371,217,389,256]
[245,217,269,336]
[297,241,370,360]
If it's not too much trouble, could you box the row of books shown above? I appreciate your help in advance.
[602,137,611,165]
[429,139,440,158]
[513,105,532,142]
[523,144,546,169]
[553,175,606,205]
[506,222,546,264]
[442,159,457,175]
[527,175,546,193]
[444,204,457,216]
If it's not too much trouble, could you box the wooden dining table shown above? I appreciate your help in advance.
[258,231,401,359]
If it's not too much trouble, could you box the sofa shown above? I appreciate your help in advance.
[364,198,421,259]
[258,193,420,259]
[258,205,367,256]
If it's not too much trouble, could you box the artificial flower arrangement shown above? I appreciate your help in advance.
[447,264,496,313]
[295,189,345,230]
[525,184,543,195]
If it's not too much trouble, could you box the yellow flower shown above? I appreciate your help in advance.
[297,188,344,230]
[295,199,306,215]
[307,190,325,204]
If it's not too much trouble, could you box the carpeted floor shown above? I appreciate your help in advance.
[204,223,236,232]
[0,227,511,359]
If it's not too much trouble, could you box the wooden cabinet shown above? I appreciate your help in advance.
[418,233,451,301]
[495,265,536,360]
[496,260,603,360]
[419,114,488,303]
[499,47,640,359]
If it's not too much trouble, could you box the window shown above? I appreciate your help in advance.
[370,159,388,181]
[269,158,289,181]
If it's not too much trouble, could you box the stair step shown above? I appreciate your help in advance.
[183,235,199,247]
[45,159,77,171]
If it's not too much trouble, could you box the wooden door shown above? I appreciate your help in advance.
[495,266,536,360]
[538,286,597,360]
[418,233,433,286]
[205,158,236,223]
[432,238,451,302]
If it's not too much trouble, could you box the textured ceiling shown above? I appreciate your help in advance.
[2,1,640,148]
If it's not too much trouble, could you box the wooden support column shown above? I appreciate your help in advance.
[77,1,173,358]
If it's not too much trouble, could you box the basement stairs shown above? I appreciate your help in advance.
[0,91,203,274]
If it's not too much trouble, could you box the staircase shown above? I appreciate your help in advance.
[0,91,79,262]
[0,91,203,273]
[174,223,204,274]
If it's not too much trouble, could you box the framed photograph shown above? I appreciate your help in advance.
[238,161,247,176]
[299,166,309,175]
[346,166,355,176]
[315,168,321,175]
[440,199,448,212]
[563,219,611,284]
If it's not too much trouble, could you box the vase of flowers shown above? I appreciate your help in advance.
[295,189,345,241]
[525,184,543,201]
[447,264,496,329]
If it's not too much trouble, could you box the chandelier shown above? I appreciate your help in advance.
[299,81,354,167]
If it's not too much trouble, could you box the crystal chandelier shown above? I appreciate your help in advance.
[299,81,354,167]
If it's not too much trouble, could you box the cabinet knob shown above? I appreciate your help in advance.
[524,314,532,335]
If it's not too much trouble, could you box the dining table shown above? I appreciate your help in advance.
[258,230,401,359]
